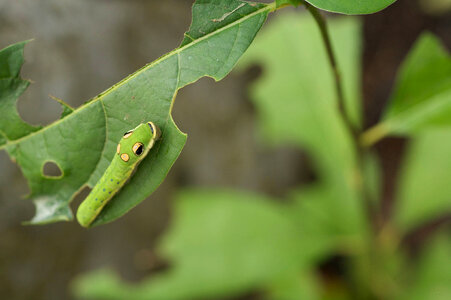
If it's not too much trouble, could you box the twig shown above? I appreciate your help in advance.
[302,0,377,228]
[302,1,355,134]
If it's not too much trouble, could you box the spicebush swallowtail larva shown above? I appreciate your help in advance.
[76,122,160,228]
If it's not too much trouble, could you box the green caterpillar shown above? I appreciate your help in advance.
[76,122,160,228]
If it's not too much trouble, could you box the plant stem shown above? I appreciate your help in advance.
[360,123,390,147]
[302,1,354,133]
[302,1,375,211]
[295,3,399,299]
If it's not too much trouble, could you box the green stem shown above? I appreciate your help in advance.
[302,1,354,133]
[269,2,279,12]
[300,4,394,298]
[360,123,390,148]
[302,0,375,217]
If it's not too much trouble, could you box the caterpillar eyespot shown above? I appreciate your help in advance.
[133,142,144,155]
[76,121,160,228]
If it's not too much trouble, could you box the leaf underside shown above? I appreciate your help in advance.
[306,0,396,15]
[0,0,271,226]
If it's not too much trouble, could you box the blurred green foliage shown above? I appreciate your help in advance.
[73,189,318,299]
[399,233,451,300]
[395,129,451,231]
[364,34,451,144]
[239,13,366,242]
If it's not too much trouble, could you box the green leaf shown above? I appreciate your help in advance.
[73,189,308,300]
[0,41,41,146]
[363,33,451,145]
[362,151,382,206]
[0,0,271,225]
[384,33,451,132]
[266,272,320,300]
[394,129,451,231]
[238,12,368,239]
[399,232,451,300]
[305,0,396,15]
[289,186,364,254]
[71,269,124,300]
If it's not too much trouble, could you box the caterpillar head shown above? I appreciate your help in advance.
[116,122,160,164]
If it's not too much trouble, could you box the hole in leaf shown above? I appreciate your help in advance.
[70,185,92,212]
[42,161,63,178]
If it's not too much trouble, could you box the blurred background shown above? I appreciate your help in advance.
[0,0,450,299]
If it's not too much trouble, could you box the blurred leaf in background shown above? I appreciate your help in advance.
[239,11,367,244]
[361,33,451,146]
[394,129,451,231]
[383,33,451,133]
[359,31,451,231]
[73,189,321,300]
[399,233,451,300]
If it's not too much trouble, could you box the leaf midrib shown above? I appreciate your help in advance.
[1,2,274,151]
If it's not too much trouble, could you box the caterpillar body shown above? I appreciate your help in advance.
[76,121,160,228]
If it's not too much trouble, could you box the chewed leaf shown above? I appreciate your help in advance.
[0,40,41,146]
[49,95,74,119]
[0,0,271,226]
